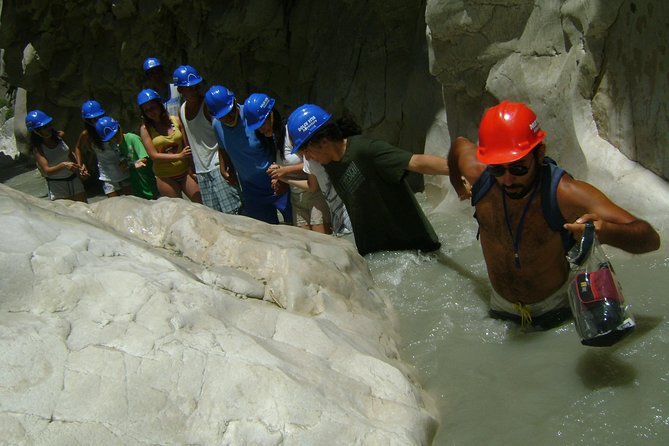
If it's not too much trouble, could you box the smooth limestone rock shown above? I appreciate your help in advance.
[425,0,669,178]
[0,184,438,445]
[425,0,669,232]
[0,117,17,167]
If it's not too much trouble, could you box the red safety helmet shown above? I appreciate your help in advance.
[476,101,546,164]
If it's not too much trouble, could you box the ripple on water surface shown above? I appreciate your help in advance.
[367,197,669,446]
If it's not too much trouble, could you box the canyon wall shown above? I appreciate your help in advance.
[425,0,669,182]
[0,0,441,165]
[2,1,667,180]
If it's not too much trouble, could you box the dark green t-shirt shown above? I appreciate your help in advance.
[324,135,440,255]
[119,133,159,200]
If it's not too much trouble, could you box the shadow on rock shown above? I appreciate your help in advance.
[0,155,34,182]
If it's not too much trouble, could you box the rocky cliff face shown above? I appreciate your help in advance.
[425,0,669,181]
[2,1,667,180]
[0,0,441,162]
[3,0,666,180]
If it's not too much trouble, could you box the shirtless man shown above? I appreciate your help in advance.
[448,101,660,329]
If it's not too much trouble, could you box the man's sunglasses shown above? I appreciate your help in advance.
[486,163,530,177]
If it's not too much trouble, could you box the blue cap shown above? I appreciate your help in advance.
[95,116,120,142]
[204,86,236,120]
[25,110,54,132]
[244,93,275,131]
[143,57,162,72]
[286,104,332,153]
[137,88,162,107]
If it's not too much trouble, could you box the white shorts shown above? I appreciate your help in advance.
[489,274,574,328]
[490,278,571,316]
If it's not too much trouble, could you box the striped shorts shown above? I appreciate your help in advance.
[197,169,242,214]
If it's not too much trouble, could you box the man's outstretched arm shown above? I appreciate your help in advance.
[559,177,660,253]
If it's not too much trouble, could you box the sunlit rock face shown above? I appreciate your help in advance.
[425,0,669,228]
[0,185,437,444]
[0,117,16,166]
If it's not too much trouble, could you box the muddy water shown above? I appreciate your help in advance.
[367,197,669,446]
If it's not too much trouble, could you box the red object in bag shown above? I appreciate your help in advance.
[575,267,623,305]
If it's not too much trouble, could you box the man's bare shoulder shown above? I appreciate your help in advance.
[556,174,632,224]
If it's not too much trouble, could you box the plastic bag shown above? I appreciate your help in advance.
[566,222,635,346]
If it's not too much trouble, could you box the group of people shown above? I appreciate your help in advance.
[25,58,351,234]
[25,57,661,331]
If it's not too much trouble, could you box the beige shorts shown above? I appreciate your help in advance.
[489,275,573,328]
[292,190,331,227]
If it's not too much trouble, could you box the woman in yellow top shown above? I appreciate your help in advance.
[138,89,202,202]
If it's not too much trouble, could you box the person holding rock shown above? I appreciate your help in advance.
[75,100,132,198]
[447,100,661,329]
[205,86,291,224]
[244,93,330,233]
[26,110,88,202]
[173,65,242,214]
[142,57,181,118]
[95,115,159,200]
[138,88,201,202]
[287,104,449,255]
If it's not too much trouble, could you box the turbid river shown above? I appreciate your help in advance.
[4,166,668,445]
[369,195,669,446]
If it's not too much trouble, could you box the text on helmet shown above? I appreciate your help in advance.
[530,119,540,134]
[298,115,317,133]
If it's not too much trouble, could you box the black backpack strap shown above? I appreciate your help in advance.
[470,170,496,241]
[540,156,576,252]
[470,169,495,206]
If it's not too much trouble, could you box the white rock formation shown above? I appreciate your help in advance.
[0,116,17,167]
[0,184,437,445]
[425,0,669,231]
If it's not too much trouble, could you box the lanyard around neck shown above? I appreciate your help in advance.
[502,181,539,269]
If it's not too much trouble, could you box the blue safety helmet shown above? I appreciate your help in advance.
[244,93,275,131]
[81,100,106,120]
[287,104,332,153]
[143,57,162,72]
[205,86,236,119]
[173,65,203,87]
[95,116,120,142]
[25,110,54,132]
[137,89,162,107]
